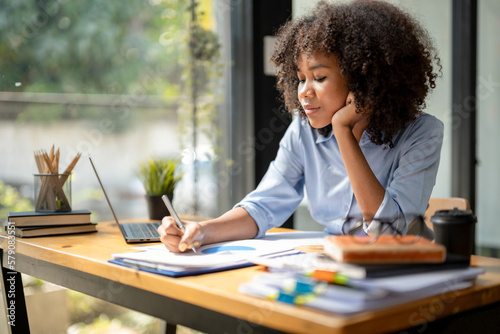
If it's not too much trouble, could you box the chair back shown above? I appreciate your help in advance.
[424,197,471,231]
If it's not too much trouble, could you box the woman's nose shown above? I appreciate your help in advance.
[298,81,314,99]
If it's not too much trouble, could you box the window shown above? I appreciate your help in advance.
[1,1,222,332]
[0,0,222,222]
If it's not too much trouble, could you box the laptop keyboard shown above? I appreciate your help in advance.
[122,222,161,239]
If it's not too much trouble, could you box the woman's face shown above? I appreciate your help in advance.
[296,52,349,129]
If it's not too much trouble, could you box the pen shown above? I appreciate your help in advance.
[161,194,197,253]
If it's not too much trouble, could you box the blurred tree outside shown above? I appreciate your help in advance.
[0,180,33,225]
[0,0,195,122]
[1,0,172,93]
[177,0,224,214]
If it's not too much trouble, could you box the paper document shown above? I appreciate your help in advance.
[111,231,326,272]
[239,267,485,315]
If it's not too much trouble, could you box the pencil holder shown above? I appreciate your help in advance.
[34,173,72,212]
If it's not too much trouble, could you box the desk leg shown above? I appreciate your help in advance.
[165,322,177,334]
[0,250,30,334]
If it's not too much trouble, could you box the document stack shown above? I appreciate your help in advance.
[240,251,484,315]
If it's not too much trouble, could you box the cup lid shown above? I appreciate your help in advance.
[431,208,476,225]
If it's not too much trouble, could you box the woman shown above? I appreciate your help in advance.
[159,0,443,252]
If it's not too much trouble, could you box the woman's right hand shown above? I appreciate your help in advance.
[158,207,259,253]
[158,217,204,253]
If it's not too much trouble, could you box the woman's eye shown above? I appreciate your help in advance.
[315,77,326,82]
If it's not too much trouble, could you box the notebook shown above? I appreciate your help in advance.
[88,156,161,243]
[323,235,446,264]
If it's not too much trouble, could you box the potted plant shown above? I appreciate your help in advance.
[137,157,183,220]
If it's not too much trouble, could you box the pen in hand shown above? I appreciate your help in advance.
[161,195,197,253]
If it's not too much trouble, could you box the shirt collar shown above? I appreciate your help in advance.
[315,128,371,145]
[315,129,334,143]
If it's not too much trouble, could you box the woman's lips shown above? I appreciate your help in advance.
[303,105,320,115]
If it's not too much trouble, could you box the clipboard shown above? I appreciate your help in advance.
[108,259,254,277]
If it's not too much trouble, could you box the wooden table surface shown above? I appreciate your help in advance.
[2,220,500,333]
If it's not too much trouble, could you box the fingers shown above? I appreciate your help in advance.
[157,217,203,253]
[158,216,183,253]
[179,223,202,252]
[346,91,355,106]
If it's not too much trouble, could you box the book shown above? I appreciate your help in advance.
[324,235,446,264]
[348,255,470,278]
[13,223,97,238]
[7,210,92,227]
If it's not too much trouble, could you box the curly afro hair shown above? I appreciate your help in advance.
[271,0,441,147]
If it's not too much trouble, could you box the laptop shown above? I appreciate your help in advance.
[88,156,161,243]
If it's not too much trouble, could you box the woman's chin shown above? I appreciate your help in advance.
[308,118,330,129]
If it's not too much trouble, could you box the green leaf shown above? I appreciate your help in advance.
[136,157,183,195]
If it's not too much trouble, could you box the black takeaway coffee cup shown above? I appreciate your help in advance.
[431,208,477,263]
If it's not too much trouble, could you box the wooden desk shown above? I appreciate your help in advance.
[1,221,500,334]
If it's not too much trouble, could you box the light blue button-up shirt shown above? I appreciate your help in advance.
[236,113,444,238]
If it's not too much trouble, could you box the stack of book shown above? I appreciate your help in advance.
[6,210,96,238]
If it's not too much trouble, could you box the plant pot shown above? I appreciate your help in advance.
[145,193,172,220]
